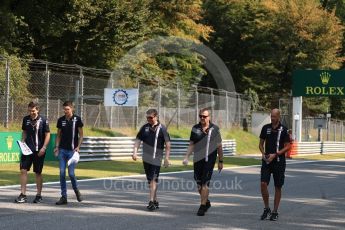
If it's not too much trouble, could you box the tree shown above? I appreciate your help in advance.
[9,0,154,68]
[112,0,213,91]
[204,0,344,112]
[5,0,212,91]
[0,54,31,102]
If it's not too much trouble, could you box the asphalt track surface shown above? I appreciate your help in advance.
[1,159,344,230]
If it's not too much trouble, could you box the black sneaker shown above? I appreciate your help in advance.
[33,195,42,203]
[74,189,82,202]
[270,212,279,221]
[56,196,67,205]
[197,204,207,216]
[147,201,156,211]
[205,200,211,212]
[14,193,27,203]
[260,208,271,220]
[154,200,159,209]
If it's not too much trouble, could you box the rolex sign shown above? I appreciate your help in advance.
[293,70,345,97]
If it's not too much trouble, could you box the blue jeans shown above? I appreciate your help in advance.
[58,148,78,197]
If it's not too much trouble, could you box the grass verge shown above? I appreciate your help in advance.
[0,156,261,186]
[292,153,345,161]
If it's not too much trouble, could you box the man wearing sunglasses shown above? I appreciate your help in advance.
[183,108,223,216]
[132,109,171,211]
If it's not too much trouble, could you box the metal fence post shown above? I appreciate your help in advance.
[46,63,50,119]
[327,118,330,141]
[136,81,140,130]
[79,67,84,119]
[177,83,180,129]
[341,122,344,142]
[75,80,80,115]
[110,73,114,129]
[195,85,198,124]
[239,95,243,126]
[304,119,308,141]
[158,85,162,114]
[11,98,14,123]
[5,59,10,128]
[226,91,229,128]
[210,88,214,116]
[57,99,60,118]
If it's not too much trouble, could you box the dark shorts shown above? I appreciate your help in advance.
[193,154,217,187]
[261,158,286,188]
[20,151,45,174]
[143,161,161,184]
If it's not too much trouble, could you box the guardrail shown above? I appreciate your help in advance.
[295,141,345,155]
[80,137,236,161]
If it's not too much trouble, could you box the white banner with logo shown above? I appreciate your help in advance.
[104,88,139,106]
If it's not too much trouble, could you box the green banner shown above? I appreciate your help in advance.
[0,132,57,163]
[292,70,345,97]
[0,132,21,163]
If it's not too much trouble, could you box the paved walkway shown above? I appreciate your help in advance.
[1,160,344,230]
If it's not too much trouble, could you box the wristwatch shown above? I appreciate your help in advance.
[218,160,223,163]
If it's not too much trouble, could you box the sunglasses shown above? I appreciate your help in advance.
[199,115,209,119]
[146,116,155,120]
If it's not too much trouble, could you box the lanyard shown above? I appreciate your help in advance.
[153,124,162,159]
[205,127,214,162]
[34,118,41,151]
[276,126,283,162]
[71,117,77,150]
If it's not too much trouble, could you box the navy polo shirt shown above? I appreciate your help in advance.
[22,115,50,152]
[136,122,170,163]
[190,122,222,162]
[259,123,290,156]
[57,114,83,150]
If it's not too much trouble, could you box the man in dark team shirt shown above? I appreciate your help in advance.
[259,108,291,221]
[54,101,84,205]
[183,108,223,216]
[132,109,171,211]
[15,102,50,203]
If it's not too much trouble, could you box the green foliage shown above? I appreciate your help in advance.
[0,54,31,102]
[9,0,154,67]
[2,0,345,118]
[204,0,344,112]
[151,0,213,41]
[330,97,345,119]
[303,97,330,115]
[0,0,214,103]
[6,0,211,81]
[0,1,19,54]
[244,88,260,111]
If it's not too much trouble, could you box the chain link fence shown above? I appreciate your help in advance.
[302,118,345,142]
[0,58,250,129]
